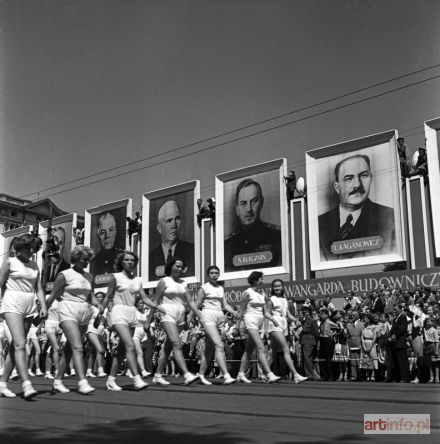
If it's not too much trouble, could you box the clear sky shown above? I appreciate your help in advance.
[1,0,439,217]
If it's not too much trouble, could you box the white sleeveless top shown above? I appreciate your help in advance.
[6,257,38,293]
[113,272,142,306]
[61,268,92,303]
[270,296,288,317]
[201,282,224,311]
[244,287,266,316]
[161,276,187,306]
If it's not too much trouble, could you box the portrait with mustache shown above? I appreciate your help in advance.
[149,200,194,280]
[318,154,395,261]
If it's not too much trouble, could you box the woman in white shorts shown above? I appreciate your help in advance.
[152,257,200,386]
[44,297,64,379]
[85,291,107,379]
[46,245,97,395]
[26,321,43,376]
[266,279,307,383]
[101,251,162,391]
[131,298,152,378]
[0,234,47,399]
[192,265,237,385]
[234,271,281,384]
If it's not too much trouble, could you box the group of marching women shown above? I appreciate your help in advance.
[0,233,306,399]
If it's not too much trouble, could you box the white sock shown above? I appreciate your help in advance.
[107,376,116,383]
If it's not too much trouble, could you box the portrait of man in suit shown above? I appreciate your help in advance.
[149,200,194,280]
[42,226,70,289]
[224,178,281,272]
[318,154,396,261]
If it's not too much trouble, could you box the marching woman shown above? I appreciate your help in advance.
[101,251,162,391]
[152,257,200,386]
[266,279,307,383]
[0,233,47,399]
[191,265,237,385]
[46,245,97,395]
[234,271,281,384]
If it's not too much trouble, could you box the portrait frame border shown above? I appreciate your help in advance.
[215,158,289,281]
[424,117,440,258]
[85,198,132,286]
[141,180,200,288]
[306,130,406,271]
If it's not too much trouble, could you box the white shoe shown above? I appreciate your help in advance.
[152,375,171,386]
[184,373,200,386]
[294,375,308,384]
[23,382,37,399]
[260,375,268,382]
[97,369,107,378]
[53,381,70,394]
[141,370,151,378]
[126,369,134,379]
[78,381,95,394]
[86,371,96,378]
[35,369,43,377]
[0,384,16,398]
[70,369,76,376]
[198,374,212,386]
[45,373,55,380]
[0,368,4,376]
[237,374,252,384]
[28,370,35,377]
[11,369,19,380]
[133,377,149,391]
[223,375,236,385]
[106,379,122,391]
[267,373,281,384]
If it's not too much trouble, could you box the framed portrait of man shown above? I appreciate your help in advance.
[85,199,131,285]
[306,130,406,271]
[142,181,200,288]
[424,117,440,258]
[216,158,289,280]
[38,213,77,292]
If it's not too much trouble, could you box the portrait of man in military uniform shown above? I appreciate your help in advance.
[224,178,281,271]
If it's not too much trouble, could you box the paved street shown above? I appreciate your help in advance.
[0,377,438,443]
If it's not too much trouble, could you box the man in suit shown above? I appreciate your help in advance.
[42,226,70,290]
[388,303,410,382]
[299,306,320,380]
[346,311,364,380]
[318,154,395,261]
[224,178,281,272]
[149,200,194,280]
[372,290,386,313]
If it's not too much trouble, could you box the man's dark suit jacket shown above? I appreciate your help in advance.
[149,240,194,281]
[42,257,70,289]
[372,296,386,313]
[318,199,395,261]
[389,312,409,350]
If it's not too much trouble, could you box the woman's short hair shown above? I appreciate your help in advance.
[247,271,263,286]
[71,245,94,265]
[165,256,187,276]
[206,265,220,275]
[114,251,138,272]
[270,279,285,297]
[13,234,37,253]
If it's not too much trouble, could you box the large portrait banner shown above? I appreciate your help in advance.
[306,130,405,271]
[216,158,289,280]
[424,117,440,258]
[38,213,78,292]
[0,225,33,263]
[85,199,131,285]
[142,181,200,288]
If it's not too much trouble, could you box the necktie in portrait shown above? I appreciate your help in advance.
[340,214,354,240]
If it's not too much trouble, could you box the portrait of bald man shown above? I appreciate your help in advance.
[318,154,395,261]
[149,200,194,280]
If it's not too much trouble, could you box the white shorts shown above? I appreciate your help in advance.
[45,319,62,335]
[58,300,93,326]
[109,304,138,328]
[267,315,288,334]
[201,309,225,329]
[27,325,38,340]
[0,290,37,319]
[244,313,264,332]
[159,303,185,325]
[133,326,146,341]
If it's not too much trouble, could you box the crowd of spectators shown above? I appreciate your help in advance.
[1,284,438,384]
